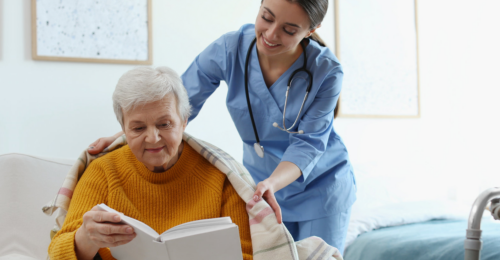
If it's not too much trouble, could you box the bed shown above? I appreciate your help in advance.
[344,218,500,260]
[343,163,500,260]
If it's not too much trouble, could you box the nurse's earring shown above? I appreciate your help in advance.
[307,26,318,38]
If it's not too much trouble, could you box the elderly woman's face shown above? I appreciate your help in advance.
[122,94,186,171]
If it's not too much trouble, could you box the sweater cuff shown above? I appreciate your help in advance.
[98,248,115,260]
[48,230,78,260]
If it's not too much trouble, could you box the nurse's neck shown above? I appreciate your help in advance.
[259,44,303,68]
[257,42,306,87]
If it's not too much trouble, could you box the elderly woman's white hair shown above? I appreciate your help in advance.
[113,66,192,127]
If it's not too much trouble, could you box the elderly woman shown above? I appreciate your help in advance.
[48,67,253,260]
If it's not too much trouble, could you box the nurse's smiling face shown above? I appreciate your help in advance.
[255,0,316,58]
[122,94,187,172]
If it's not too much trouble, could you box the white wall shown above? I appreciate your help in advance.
[0,0,261,161]
[334,0,500,206]
[1,0,499,206]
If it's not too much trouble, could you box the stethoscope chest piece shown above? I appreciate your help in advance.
[254,143,265,158]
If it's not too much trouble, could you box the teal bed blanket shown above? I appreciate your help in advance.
[344,219,500,260]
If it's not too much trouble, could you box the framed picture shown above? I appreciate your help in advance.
[335,0,420,118]
[31,0,152,65]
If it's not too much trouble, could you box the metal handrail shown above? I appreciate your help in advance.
[464,187,500,260]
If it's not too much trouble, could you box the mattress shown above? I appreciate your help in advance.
[344,219,500,260]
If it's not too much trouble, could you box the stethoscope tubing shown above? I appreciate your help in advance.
[282,87,309,132]
[245,37,312,157]
[244,38,261,145]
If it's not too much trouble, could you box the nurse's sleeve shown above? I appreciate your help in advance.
[280,66,343,183]
[182,35,229,122]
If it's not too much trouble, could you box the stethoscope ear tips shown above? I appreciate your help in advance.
[272,122,279,127]
[298,130,304,134]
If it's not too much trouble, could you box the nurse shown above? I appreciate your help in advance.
[88,0,356,254]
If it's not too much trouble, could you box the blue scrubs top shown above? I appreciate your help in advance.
[182,24,356,222]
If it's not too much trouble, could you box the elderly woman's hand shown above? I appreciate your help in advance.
[74,206,136,260]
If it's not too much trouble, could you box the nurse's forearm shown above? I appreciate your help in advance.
[267,161,302,192]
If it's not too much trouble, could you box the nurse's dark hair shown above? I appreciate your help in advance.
[293,0,340,117]
[288,0,328,47]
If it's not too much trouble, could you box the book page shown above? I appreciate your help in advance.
[162,217,232,235]
[160,223,235,241]
[164,226,243,260]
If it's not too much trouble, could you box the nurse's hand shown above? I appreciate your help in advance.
[253,161,303,224]
[253,179,283,224]
[87,131,123,155]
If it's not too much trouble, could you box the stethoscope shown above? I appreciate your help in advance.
[244,37,313,158]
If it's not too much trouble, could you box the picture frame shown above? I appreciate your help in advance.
[335,0,421,118]
[31,0,152,65]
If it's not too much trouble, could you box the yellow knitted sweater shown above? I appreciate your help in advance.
[48,142,253,260]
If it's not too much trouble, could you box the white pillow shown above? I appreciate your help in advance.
[346,200,470,248]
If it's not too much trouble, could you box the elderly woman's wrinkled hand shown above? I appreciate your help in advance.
[75,206,136,259]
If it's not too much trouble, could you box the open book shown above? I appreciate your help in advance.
[97,204,244,260]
